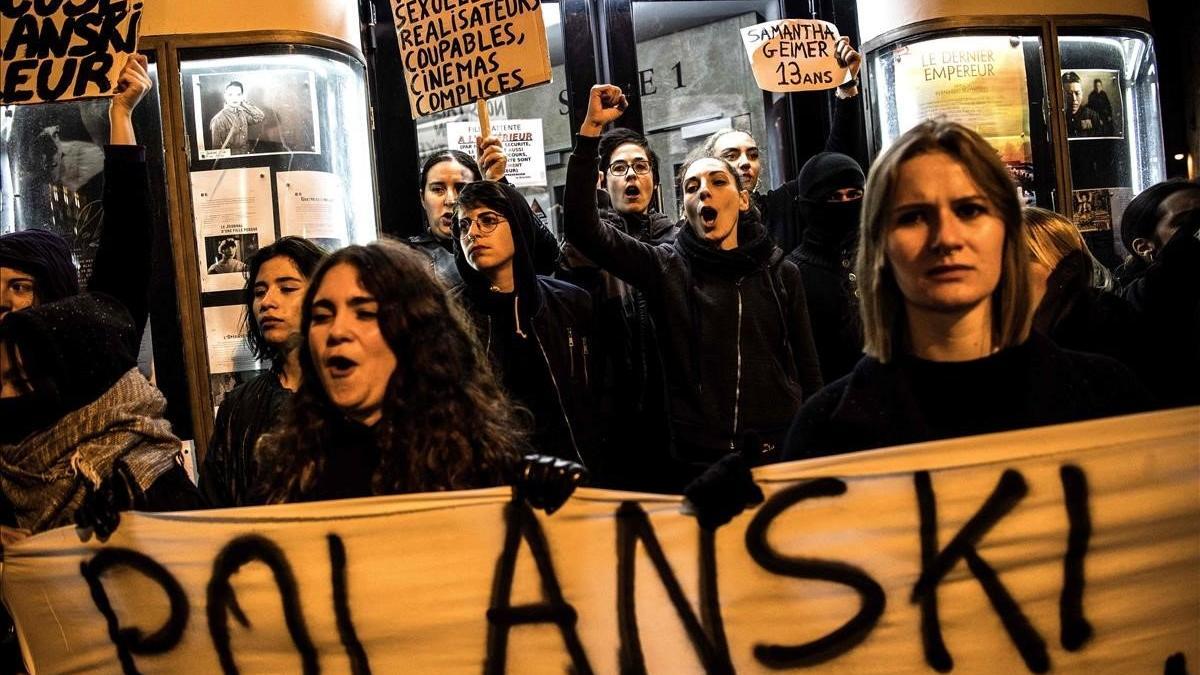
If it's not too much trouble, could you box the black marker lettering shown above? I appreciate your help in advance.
[744,478,885,668]
[616,502,733,674]
[1059,465,1092,651]
[484,500,593,675]
[328,534,371,675]
[80,548,189,675]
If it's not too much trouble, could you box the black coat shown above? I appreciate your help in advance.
[451,183,595,466]
[406,232,462,288]
[200,371,292,507]
[783,332,1152,460]
[565,134,823,478]
[1115,219,1200,406]
[558,201,677,491]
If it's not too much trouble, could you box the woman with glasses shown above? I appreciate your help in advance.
[564,85,823,491]
[557,125,678,492]
[449,180,597,466]
[783,120,1150,461]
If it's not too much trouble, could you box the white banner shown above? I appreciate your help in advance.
[447,118,546,187]
[4,408,1198,674]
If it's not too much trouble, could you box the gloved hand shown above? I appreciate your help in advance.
[515,454,587,515]
[75,461,142,542]
[683,453,764,530]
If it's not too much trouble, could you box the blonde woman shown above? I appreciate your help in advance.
[783,121,1149,459]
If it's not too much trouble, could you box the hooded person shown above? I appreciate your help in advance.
[786,152,867,383]
[565,86,823,490]
[450,180,596,467]
[557,126,676,491]
[0,230,80,319]
[0,293,201,536]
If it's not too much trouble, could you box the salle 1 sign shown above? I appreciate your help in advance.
[3,408,1197,674]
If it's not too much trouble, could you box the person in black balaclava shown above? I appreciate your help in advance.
[451,180,596,467]
[0,230,80,320]
[786,152,867,384]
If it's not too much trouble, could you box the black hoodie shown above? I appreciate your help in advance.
[450,182,596,466]
[565,135,823,485]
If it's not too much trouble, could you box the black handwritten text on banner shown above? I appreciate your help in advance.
[3,409,1197,673]
[390,0,552,118]
[0,0,143,105]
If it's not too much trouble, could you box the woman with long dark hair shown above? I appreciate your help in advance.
[200,236,327,507]
[257,240,581,507]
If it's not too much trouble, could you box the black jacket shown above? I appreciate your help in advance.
[558,200,677,491]
[200,370,292,507]
[1114,218,1200,406]
[406,232,463,288]
[450,182,595,466]
[783,332,1152,460]
[565,134,823,477]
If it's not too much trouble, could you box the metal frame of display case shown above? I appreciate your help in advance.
[139,31,379,462]
[861,14,1159,223]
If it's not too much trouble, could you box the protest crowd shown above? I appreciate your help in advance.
[0,20,1197,673]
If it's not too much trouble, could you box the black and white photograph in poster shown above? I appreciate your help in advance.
[1061,69,1123,140]
[191,70,320,160]
[202,233,259,275]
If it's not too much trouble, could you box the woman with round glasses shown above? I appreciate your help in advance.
[564,85,823,489]
[450,180,597,466]
[783,120,1150,460]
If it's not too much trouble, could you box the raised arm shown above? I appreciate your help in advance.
[563,85,673,291]
[89,54,153,346]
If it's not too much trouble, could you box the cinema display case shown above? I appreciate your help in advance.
[0,1,379,464]
[859,1,1164,267]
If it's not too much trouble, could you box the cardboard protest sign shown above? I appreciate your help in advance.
[391,0,552,118]
[739,19,849,93]
[447,118,546,187]
[4,408,1198,673]
[1,0,143,105]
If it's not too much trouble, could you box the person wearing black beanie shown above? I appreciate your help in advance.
[0,293,202,536]
[787,152,867,384]
[0,230,80,319]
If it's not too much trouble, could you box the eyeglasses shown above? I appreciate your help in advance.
[608,160,652,177]
[454,212,507,238]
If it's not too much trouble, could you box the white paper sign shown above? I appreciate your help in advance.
[446,118,547,187]
[739,19,850,93]
[190,167,276,292]
[202,305,256,374]
[276,171,347,249]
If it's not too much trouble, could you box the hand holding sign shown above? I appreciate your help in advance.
[109,53,150,146]
[477,135,508,182]
[580,85,627,137]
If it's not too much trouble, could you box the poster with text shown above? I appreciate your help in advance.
[276,171,347,251]
[1072,188,1115,232]
[192,70,320,160]
[894,36,1032,166]
[1061,68,1122,140]
[0,0,143,105]
[446,118,546,187]
[739,19,850,93]
[191,167,275,292]
[391,0,552,118]
[202,304,263,410]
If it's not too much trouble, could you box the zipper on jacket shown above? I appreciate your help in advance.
[581,336,590,388]
[532,327,586,466]
[731,280,744,452]
[567,327,575,378]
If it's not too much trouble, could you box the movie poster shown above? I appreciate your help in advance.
[191,70,320,160]
[1061,68,1122,140]
[893,36,1034,201]
[190,167,276,292]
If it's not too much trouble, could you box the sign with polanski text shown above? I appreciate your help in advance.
[739,19,850,93]
[390,0,552,119]
[3,409,1197,673]
[0,0,143,105]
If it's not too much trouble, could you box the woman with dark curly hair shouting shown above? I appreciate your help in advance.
[256,240,583,511]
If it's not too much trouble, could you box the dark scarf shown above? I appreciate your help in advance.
[677,208,776,277]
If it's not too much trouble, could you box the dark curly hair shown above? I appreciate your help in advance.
[259,239,527,502]
[241,236,329,361]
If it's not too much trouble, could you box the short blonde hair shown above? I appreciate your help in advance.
[856,120,1032,362]
[1022,206,1083,269]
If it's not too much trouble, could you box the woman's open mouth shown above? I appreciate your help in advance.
[699,206,719,226]
[623,185,641,200]
[324,355,357,378]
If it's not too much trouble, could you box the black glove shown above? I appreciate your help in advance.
[74,461,142,542]
[515,454,587,515]
[684,453,764,531]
